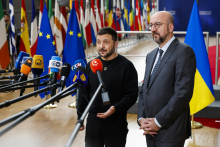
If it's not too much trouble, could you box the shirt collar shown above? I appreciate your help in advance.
[159,36,175,53]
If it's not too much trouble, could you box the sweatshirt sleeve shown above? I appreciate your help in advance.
[114,62,139,113]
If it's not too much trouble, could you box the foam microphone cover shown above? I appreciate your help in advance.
[72,59,87,74]
[90,59,103,74]
[20,58,33,75]
[61,63,71,77]
[32,55,44,75]
[15,51,30,69]
[49,56,62,73]
[73,66,88,86]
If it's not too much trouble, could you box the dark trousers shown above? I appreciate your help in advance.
[85,114,128,147]
[146,135,185,147]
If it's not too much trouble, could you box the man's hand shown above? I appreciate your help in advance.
[143,118,160,135]
[96,106,116,118]
[139,118,159,136]
[79,125,85,131]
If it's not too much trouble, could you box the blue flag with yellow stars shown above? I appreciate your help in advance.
[36,4,57,98]
[62,2,87,88]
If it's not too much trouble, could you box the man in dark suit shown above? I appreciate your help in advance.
[138,11,196,147]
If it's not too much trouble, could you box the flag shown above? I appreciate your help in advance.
[36,4,57,98]
[135,0,142,31]
[0,0,10,69]
[124,0,130,31]
[108,0,116,29]
[128,0,134,31]
[146,0,151,28]
[75,0,80,21]
[85,0,92,46]
[30,0,38,56]
[62,2,86,88]
[60,6,67,49]
[116,0,122,37]
[9,0,16,57]
[54,0,63,56]
[49,0,54,35]
[90,0,97,45]
[80,0,86,48]
[184,0,215,115]
[120,0,125,33]
[38,0,43,30]
[100,0,104,27]
[96,0,102,31]
[105,0,109,26]
[19,0,31,55]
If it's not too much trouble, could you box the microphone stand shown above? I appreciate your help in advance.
[0,81,49,92]
[0,88,77,127]
[0,82,77,137]
[0,74,50,91]
[0,82,60,109]
[65,84,103,147]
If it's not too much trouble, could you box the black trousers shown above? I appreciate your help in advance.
[146,135,185,147]
[85,114,128,147]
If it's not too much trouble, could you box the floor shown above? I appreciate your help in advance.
[0,36,219,147]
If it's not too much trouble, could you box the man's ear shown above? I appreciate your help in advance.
[169,23,174,33]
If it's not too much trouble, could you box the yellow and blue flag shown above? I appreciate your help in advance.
[62,2,86,87]
[36,4,57,98]
[184,0,215,115]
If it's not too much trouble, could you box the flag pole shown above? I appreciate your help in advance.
[191,115,203,129]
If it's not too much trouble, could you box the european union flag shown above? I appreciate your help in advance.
[184,0,215,115]
[36,4,57,98]
[62,2,86,87]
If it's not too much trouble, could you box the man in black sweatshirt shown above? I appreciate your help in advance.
[77,27,138,147]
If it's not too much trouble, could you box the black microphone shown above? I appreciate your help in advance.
[18,57,33,96]
[90,59,110,105]
[13,51,30,82]
[31,55,44,97]
[58,63,71,93]
[48,56,62,98]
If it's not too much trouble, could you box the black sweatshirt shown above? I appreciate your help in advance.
[77,54,138,121]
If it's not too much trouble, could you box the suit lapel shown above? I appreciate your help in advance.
[144,48,158,84]
[148,38,179,89]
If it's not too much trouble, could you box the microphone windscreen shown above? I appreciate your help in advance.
[32,55,44,76]
[61,63,71,77]
[72,59,87,74]
[20,58,32,75]
[32,55,44,69]
[90,59,103,74]
[15,51,30,69]
[73,66,88,86]
[49,56,62,73]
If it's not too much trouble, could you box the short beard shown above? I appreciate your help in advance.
[154,35,165,44]
[98,47,115,59]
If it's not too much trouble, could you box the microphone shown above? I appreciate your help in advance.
[58,63,71,93]
[18,57,33,96]
[14,51,30,81]
[18,57,33,82]
[48,56,62,97]
[72,59,87,73]
[73,66,88,87]
[32,55,44,96]
[90,59,110,105]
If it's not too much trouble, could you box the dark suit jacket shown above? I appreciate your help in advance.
[138,38,196,142]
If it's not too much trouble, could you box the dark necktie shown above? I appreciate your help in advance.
[148,49,164,87]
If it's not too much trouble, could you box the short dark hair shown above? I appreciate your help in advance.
[97,27,117,42]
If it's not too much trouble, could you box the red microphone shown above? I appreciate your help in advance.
[90,59,110,105]
[90,59,103,74]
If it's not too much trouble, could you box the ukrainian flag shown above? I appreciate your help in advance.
[184,0,215,115]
